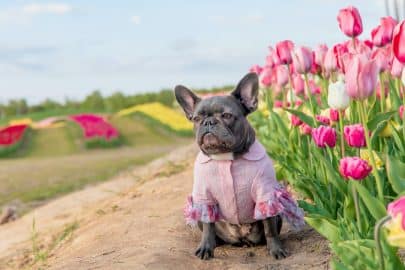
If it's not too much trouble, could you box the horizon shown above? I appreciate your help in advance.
[0,0,388,104]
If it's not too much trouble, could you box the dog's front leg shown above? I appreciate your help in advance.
[195,222,216,260]
[263,216,287,259]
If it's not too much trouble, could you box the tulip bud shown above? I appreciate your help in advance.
[300,123,312,135]
[328,80,350,110]
[393,21,405,63]
[292,46,313,74]
[312,126,337,148]
[339,157,372,180]
[290,114,303,127]
[337,6,363,38]
[344,124,366,148]
[371,16,398,47]
[275,40,294,65]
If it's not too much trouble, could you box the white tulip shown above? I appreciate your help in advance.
[328,80,350,110]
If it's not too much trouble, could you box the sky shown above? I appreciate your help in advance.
[0,0,395,104]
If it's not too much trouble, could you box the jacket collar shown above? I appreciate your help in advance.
[196,140,266,164]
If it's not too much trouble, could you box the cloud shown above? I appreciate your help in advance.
[130,15,141,25]
[22,3,72,15]
[0,3,72,25]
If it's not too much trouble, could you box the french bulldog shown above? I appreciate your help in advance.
[174,73,289,260]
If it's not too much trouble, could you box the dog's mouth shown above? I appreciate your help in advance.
[200,133,230,153]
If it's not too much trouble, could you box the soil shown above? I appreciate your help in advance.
[0,144,330,270]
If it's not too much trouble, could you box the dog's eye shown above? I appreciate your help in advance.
[192,116,201,122]
[222,113,233,119]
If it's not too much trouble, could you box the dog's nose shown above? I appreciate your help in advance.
[203,117,218,127]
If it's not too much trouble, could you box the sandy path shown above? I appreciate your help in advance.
[0,145,330,270]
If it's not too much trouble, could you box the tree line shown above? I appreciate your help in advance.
[0,85,233,119]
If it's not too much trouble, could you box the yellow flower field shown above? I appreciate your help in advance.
[117,102,193,132]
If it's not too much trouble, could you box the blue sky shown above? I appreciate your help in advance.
[0,0,389,104]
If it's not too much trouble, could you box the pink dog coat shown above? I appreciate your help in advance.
[184,140,305,229]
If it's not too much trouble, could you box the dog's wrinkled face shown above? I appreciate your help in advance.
[174,73,259,155]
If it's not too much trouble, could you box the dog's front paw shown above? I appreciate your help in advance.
[268,241,288,260]
[195,241,214,260]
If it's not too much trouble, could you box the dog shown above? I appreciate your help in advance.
[175,73,304,260]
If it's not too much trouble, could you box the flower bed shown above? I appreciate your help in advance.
[0,124,30,156]
[250,6,405,269]
[69,114,120,148]
[116,102,193,136]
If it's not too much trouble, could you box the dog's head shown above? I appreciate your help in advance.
[174,73,259,155]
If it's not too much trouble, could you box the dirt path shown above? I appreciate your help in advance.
[0,145,330,270]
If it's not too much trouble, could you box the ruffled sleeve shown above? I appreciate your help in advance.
[184,196,220,226]
[252,159,305,230]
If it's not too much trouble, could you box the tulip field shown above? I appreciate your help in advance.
[0,124,29,156]
[69,114,121,148]
[250,6,405,270]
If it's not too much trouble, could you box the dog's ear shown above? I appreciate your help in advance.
[231,73,259,115]
[174,85,201,120]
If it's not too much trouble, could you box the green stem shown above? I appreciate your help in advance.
[303,73,317,126]
[379,73,385,112]
[338,110,345,157]
[352,182,361,232]
[374,216,392,270]
[358,101,384,202]
[287,64,293,108]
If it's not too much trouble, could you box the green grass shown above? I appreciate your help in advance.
[0,115,191,210]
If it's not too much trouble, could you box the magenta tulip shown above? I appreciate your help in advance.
[344,124,366,148]
[345,54,378,100]
[316,115,331,126]
[393,21,405,63]
[371,16,397,47]
[292,46,313,74]
[300,123,312,135]
[329,109,340,122]
[275,40,294,65]
[339,157,372,180]
[312,126,337,148]
[337,6,363,38]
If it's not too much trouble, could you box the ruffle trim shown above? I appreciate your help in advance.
[254,188,305,230]
[183,196,220,226]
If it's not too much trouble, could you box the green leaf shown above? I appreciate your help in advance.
[367,111,396,131]
[284,108,315,127]
[353,181,386,220]
[305,215,340,242]
[386,155,405,194]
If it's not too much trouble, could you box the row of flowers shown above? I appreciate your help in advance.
[69,114,121,148]
[0,124,30,156]
[116,102,193,135]
[250,6,405,269]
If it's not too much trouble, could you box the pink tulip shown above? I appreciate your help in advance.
[269,46,281,66]
[295,99,303,107]
[276,40,294,65]
[400,105,404,119]
[274,100,285,108]
[344,124,366,148]
[324,46,339,74]
[376,81,389,99]
[391,57,404,77]
[259,67,272,87]
[371,16,398,47]
[291,114,303,127]
[334,43,350,72]
[292,74,305,95]
[300,123,312,135]
[345,39,371,55]
[308,80,321,95]
[292,46,313,74]
[329,109,340,122]
[345,54,378,100]
[312,126,337,148]
[387,196,405,230]
[337,6,363,38]
[316,115,331,126]
[249,64,263,75]
[339,157,372,180]
[371,47,391,73]
[314,44,328,68]
[393,21,405,63]
[274,65,289,86]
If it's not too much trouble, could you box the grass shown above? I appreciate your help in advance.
[0,115,191,210]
